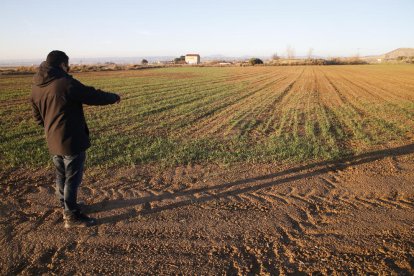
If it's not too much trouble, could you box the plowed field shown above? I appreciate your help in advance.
[1,65,414,274]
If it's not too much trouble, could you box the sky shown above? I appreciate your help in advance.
[1,0,413,61]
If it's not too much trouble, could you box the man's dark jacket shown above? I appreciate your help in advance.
[31,62,120,155]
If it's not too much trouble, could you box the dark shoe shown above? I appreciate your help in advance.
[64,210,96,228]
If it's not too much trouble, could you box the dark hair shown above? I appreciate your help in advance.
[46,50,69,67]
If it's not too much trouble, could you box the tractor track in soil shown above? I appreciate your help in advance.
[1,143,414,274]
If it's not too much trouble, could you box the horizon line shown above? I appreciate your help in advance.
[0,51,393,63]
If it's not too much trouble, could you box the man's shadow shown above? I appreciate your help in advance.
[88,143,414,225]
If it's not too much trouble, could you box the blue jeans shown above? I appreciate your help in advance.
[52,151,86,213]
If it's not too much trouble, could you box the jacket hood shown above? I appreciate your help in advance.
[33,61,67,87]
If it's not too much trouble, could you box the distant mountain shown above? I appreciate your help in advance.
[383,48,414,59]
[361,48,414,62]
[69,56,176,64]
[0,56,177,66]
[202,55,266,61]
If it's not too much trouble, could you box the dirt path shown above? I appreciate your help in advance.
[1,143,414,275]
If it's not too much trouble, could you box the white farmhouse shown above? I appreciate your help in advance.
[185,54,200,64]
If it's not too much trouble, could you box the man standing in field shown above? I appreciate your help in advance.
[31,50,120,228]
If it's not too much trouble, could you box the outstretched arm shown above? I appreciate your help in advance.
[67,78,120,105]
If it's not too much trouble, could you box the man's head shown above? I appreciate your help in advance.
[46,50,69,72]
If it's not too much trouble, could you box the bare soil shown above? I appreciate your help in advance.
[1,143,414,275]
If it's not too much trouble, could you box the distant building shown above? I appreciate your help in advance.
[185,54,200,64]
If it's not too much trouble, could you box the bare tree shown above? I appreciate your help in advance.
[307,47,314,60]
[286,45,295,59]
[271,52,280,60]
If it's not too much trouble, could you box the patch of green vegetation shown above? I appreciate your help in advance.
[1,65,413,172]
